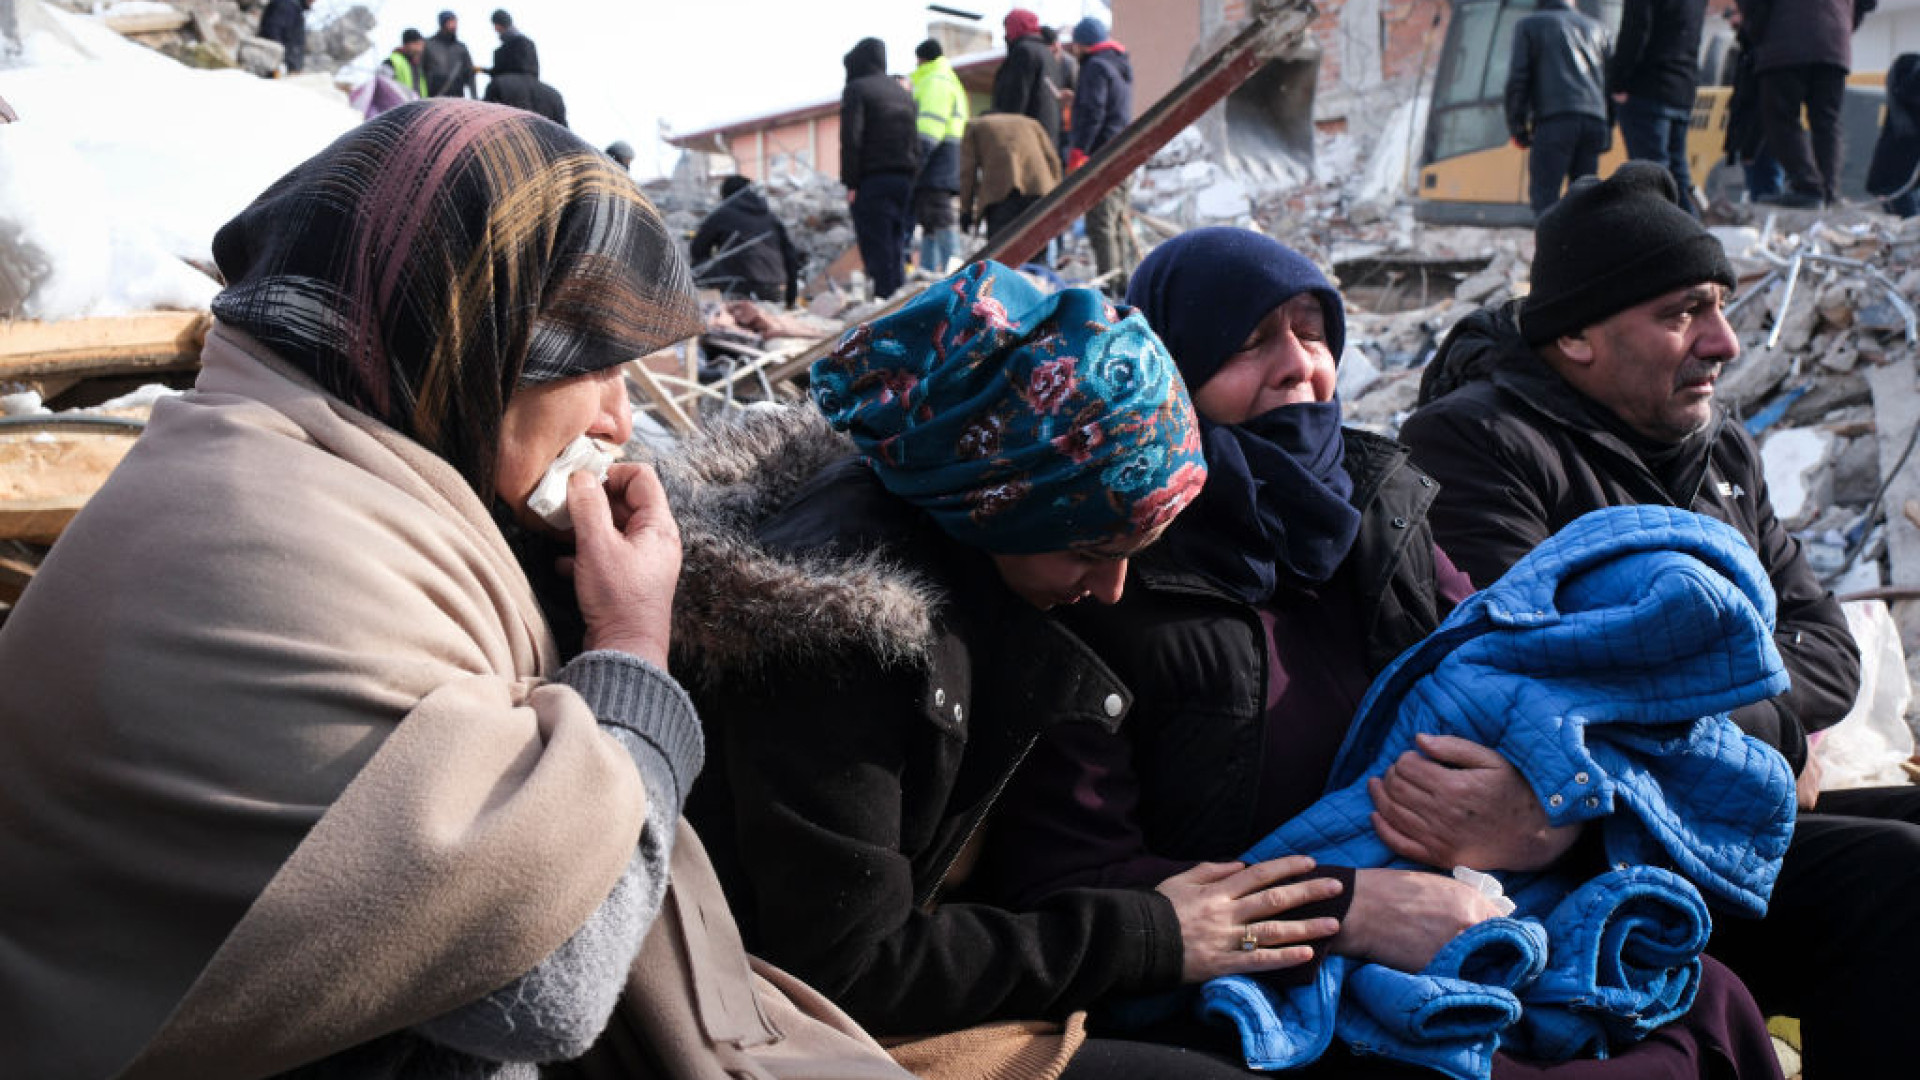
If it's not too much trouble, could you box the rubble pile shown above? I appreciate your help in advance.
[54,0,373,78]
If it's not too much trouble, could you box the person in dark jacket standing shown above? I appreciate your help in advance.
[483,29,565,128]
[423,10,477,98]
[677,263,1344,1078]
[1505,0,1612,218]
[982,227,1784,1078]
[688,176,801,307]
[839,37,918,300]
[1608,0,1707,215]
[992,8,1063,162]
[257,0,312,75]
[489,8,539,80]
[1868,52,1920,215]
[1737,0,1878,207]
[1401,162,1920,1080]
[1067,17,1135,295]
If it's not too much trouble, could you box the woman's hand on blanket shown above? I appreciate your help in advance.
[562,464,682,669]
[1154,857,1344,983]
[1369,733,1581,873]
[1334,868,1504,972]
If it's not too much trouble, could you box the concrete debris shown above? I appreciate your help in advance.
[55,0,373,78]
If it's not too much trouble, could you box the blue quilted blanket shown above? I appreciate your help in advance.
[1199,506,1796,1078]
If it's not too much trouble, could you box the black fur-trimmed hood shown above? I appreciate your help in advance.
[650,404,941,688]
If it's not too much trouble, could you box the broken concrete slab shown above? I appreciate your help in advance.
[1761,426,1835,529]
[1865,359,1920,589]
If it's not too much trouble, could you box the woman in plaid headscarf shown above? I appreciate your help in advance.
[0,102,905,1079]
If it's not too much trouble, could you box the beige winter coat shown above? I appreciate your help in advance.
[0,325,906,1080]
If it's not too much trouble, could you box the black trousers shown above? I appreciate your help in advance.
[983,193,1041,242]
[1759,63,1848,202]
[1708,783,1920,1078]
[850,171,913,299]
[1527,114,1609,217]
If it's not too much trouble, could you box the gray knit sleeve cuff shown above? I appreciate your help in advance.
[555,650,704,811]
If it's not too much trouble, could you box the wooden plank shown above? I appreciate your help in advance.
[103,9,192,35]
[0,426,142,543]
[0,311,209,380]
[1866,361,1920,588]
[625,361,696,435]
[0,553,37,605]
[0,499,84,546]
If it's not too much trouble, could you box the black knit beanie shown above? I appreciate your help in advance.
[1521,162,1735,346]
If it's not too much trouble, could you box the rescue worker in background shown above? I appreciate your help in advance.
[689,175,803,308]
[383,29,428,100]
[958,110,1062,243]
[1066,17,1135,296]
[839,36,919,300]
[423,9,477,99]
[489,8,539,79]
[1607,0,1708,216]
[605,141,636,172]
[909,38,968,276]
[1504,0,1613,218]
[992,8,1063,163]
[257,0,313,75]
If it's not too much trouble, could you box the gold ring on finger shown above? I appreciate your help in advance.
[1240,924,1259,951]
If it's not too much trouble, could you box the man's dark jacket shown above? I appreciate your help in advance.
[258,0,307,73]
[1505,0,1612,139]
[840,40,920,187]
[492,28,540,79]
[1607,0,1707,110]
[1069,44,1132,157]
[991,33,1063,154]
[675,442,1182,1036]
[1736,0,1876,74]
[483,43,565,127]
[1868,52,1920,198]
[423,28,476,98]
[688,186,801,306]
[1401,303,1860,775]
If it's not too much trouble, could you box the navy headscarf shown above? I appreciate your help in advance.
[1127,227,1361,602]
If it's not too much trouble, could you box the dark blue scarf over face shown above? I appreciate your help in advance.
[1128,228,1361,601]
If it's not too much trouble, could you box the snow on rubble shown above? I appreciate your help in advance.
[0,4,358,320]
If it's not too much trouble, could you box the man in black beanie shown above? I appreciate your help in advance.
[1400,160,1920,1078]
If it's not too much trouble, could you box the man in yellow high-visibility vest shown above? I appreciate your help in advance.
[909,39,969,275]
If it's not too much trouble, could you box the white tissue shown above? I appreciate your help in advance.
[526,436,618,530]
[1451,866,1517,917]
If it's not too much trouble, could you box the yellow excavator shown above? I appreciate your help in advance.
[1414,0,1887,224]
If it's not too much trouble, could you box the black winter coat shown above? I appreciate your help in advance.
[992,35,1063,152]
[840,40,920,187]
[423,30,476,98]
[671,419,1182,1038]
[983,429,1458,904]
[1401,304,1861,776]
[1505,0,1612,137]
[492,29,539,80]
[1737,0,1876,74]
[258,0,307,73]
[1069,46,1132,157]
[484,73,566,128]
[1607,0,1707,110]
[688,187,801,306]
[1868,52,1920,197]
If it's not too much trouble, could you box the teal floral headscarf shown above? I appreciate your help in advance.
[811,261,1207,554]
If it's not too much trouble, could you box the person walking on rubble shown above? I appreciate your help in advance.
[1737,0,1879,208]
[423,9,477,99]
[839,36,919,300]
[993,8,1064,163]
[1608,0,1708,216]
[673,259,1391,1078]
[1504,0,1612,218]
[0,99,913,1080]
[910,38,968,276]
[1066,16,1136,295]
[1402,161,1920,1079]
[257,0,313,75]
[958,109,1062,243]
[690,175,802,307]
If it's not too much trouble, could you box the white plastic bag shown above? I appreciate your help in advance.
[1813,600,1915,791]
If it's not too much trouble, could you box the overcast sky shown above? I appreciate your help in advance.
[324,0,1110,176]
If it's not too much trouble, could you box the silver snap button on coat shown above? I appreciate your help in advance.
[1103,693,1124,717]
[934,688,946,707]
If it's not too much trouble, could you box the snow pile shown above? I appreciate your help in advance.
[0,4,359,320]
